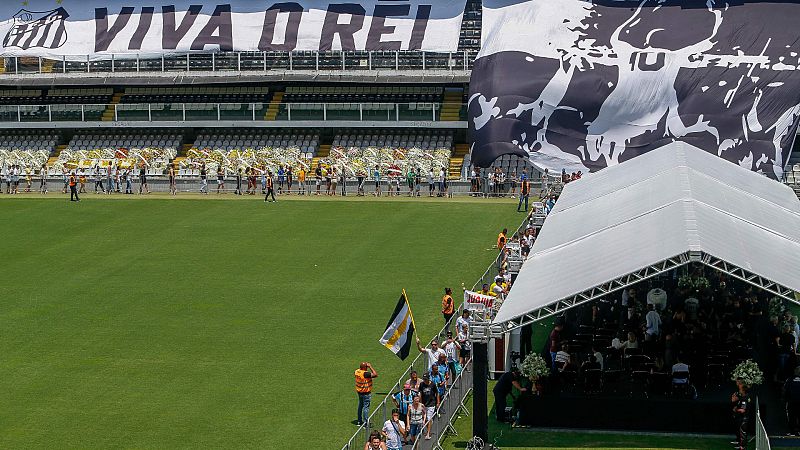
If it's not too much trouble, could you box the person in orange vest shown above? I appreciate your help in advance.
[442,287,455,331]
[497,228,508,249]
[355,361,378,426]
[69,171,79,202]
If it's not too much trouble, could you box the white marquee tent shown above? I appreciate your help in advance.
[490,142,800,334]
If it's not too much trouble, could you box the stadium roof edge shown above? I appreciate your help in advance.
[486,142,800,335]
[0,120,469,129]
[0,70,471,86]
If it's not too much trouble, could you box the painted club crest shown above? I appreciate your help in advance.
[3,7,69,50]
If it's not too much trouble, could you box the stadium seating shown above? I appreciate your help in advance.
[116,87,271,121]
[0,131,58,152]
[461,153,536,180]
[459,0,482,52]
[332,131,452,151]
[67,131,182,153]
[279,86,443,121]
[190,130,319,154]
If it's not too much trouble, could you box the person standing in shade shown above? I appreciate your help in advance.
[68,171,79,202]
[39,164,48,194]
[518,171,530,212]
[264,171,276,203]
[784,367,800,435]
[441,288,455,330]
[355,362,378,426]
[731,379,751,450]
[493,367,526,423]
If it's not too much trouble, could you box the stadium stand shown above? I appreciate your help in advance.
[190,130,319,154]
[67,131,182,153]
[0,131,58,152]
[459,0,482,53]
[331,131,452,152]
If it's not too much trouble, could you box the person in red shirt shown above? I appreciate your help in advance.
[548,323,563,369]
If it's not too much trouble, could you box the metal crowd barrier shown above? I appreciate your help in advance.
[341,215,532,450]
[412,359,474,450]
[3,51,476,75]
[755,397,771,450]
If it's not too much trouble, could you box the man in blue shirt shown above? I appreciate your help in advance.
[392,384,415,443]
[429,362,446,400]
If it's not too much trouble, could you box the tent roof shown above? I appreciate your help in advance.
[493,143,800,325]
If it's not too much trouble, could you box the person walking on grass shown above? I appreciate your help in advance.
[39,164,48,194]
[355,362,378,426]
[94,165,105,194]
[235,168,243,195]
[69,171,79,202]
[216,166,225,194]
[518,173,531,212]
[169,164,177,196]
[373,165,382,197]
[138,164,149,195]
[264,171,276,203]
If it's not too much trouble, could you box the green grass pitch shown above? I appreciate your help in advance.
[0,195,520,449]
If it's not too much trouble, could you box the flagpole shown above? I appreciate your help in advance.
[402,289,417,333]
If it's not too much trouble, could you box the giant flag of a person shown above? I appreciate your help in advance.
[468,0,800,179]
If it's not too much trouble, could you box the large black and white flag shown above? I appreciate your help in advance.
[468,0,800,179]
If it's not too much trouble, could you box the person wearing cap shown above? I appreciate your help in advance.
[418,372,439,440]
[392,384,414,435]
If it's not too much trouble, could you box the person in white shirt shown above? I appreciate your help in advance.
[416,337,446,369]
[455,310,471,335]
[381,409,406,450]
[645,304,662,340]
[672,356,690,385]
[443,331,462,377]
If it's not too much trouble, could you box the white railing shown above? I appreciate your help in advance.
[0,102,462,123]
[755,397,771,450]
[4,51,476,75]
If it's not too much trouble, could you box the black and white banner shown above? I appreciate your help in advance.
[0,0,466,58]
[469,0,800,179]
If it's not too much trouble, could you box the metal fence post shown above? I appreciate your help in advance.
[432,103,436,121]
[315,52,319,71]
[342,52,346,70]
[86,55,90,73]
[212,52,216,71]
[368,51,372,70]
[422,51,426,71]
[464,50,468,70]
[162,54,165,72]
[47,105,51,122]
[217,104,221,121]
[287,103,291,121]
[111,54,115,73]
[62,55,66,73]
[395,51,399,70]
[81,104,85,122]
[252,103,256,121]
[148,104,152,121]
[448,52,452,71]
[237,52,241,71]
[17,105,20,122]
[359,103,363,121]
[395,103,399,122]
[289,52,293,70]
[114,104,118,121]
[323,103,327,121]
[182,103,186,121]
[136,54,140,72]
[38,56,42,73]
[14,57,18,75]
[263,51,268,72]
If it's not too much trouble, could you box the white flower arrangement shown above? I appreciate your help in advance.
[731,359,763,386]
[678,275,710,291]
[520,353,550,381]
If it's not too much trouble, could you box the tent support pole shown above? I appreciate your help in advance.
[473,341,489,444]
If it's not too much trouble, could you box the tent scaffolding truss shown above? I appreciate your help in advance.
[472,251,798,340]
